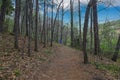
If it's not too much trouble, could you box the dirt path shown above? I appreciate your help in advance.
[17,45,114,80]
[39,45,95,80]
[0,34,115,80]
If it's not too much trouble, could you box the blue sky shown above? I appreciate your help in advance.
[12,0,120,25]
[53,0,120,25]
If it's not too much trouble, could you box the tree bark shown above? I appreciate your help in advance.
[0,0,7,33]
[90,8,93,54]
[14,0,20,49]
[78,0,82,48]
[70,0,74,47]
[112,34,120,62]
[50,0,54,47]
[25,0,29,36]
[34,0,39,51]
[43,0,46,48]
[83,0,92,64]
[93,0,100,55]
[60,2,64,44]
[28,0,33,56]
[50,0,63,47]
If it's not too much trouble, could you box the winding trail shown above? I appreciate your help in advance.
[40,45,94,80]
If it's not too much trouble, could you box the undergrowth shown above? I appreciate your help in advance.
[91,62,120,78]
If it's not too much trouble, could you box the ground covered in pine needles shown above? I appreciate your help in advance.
[0,33,120,80]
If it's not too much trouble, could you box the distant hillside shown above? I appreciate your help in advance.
[99,20,120,34]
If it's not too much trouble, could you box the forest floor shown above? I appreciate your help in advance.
[0,33,120,80]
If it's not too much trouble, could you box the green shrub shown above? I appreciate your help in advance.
[91,62,120,75]
[13,70,21,77]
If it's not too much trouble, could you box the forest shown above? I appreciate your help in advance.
[0,0,120,80]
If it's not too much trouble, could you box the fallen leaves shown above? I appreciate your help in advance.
[0,34,54,80]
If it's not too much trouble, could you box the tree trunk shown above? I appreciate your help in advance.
[14,0,20,49]
[70,0,74,47]
[83,0,92,64]
[43,0,46,48]
[0,0,7,33]
[34,0,39,51]
[28,0,33,56]
[50,0,54,47]
[93,0,100,55]
[60,3,64,44]
[90,8,93,54]
[50,0,63,47]
[25,0,28,36]
[56,10,59,43]
[112,34,120,62]
[78,0,82,48]
[13,0,21,34]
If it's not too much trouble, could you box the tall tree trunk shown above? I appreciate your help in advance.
[83,0,92,64]
[13,0,21,34]
[50,0,54,47]
[60,3,64,44]
[0,0,7,33]
[78,0,82,48]
[14,0,20,49]
[93,0,100,55]
[46,5,49,44]
[50,0,63,47]
[70,0,74,47]
[56,10,59,42]
[34,0,39,51]
[112,34,120,62]
[43,0,46,47]
[28,0,33,56]
[25,0,29,36]
[90,8,93,54]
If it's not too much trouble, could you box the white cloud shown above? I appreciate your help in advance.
[54,0,120,9]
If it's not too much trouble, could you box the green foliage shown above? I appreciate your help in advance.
[4,18,14,32]
[44,49,52,55]
[98,20,119,57]
[39,57,46,61]
[91,62,120,75]
[0,0,2,8]
[6,0,14,15]
[0,66,4,71]
[117,58,120,63]
[13,70,21,77]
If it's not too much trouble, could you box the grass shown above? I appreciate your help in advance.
[44,49,52,55]
[39,57,46,61]
[13,70,21,77]
[117,58,120,63]
[0,66,4,71]
[91,62,120,77]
